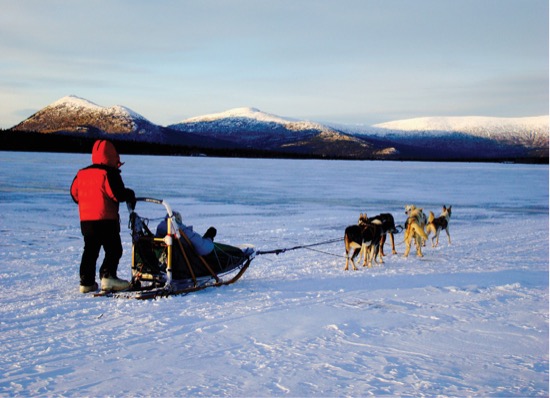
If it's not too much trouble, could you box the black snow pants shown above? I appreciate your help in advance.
[80,220,123,285]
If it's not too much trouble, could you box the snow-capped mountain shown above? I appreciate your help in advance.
[171,107,337,146]
[330,115,549,159]
[6,95,548,160]
[373,116,548,148]
[12,95,165,141]
[169,107,396,158]
[180,107,329,132]
[9,95,227,148]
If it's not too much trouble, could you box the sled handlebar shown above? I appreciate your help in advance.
[127,197,174,217]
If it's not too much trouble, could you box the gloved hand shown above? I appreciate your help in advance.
[173,211,183,226]
[126,188,136,210]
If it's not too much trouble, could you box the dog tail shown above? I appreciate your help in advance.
[427,211,435,224]
[412,222,428,241]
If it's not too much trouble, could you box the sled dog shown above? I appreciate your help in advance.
[358,212,398,258]
[344,225,362,271]
[405,204,428,246]
[403,205,428,258]
[344,222,382,270]
[426,205,452,247]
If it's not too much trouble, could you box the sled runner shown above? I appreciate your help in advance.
[101,198,254,299]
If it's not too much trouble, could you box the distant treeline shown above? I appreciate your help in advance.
[0,130,320,160]
[1,129,547,164]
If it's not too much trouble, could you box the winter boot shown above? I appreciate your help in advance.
[80,282,99,293]
[101,276,130,292]
[203,227,217,241]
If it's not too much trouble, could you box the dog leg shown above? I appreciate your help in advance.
[359,243,367,266]
[366,245,374,267]
[426,224,434,246]
[364,245,371,267]
[414,229,423,250]
[403,223,412,258]
[344,236,350,270]
[403,235,411,258]
[445,227,451,244]
[434,229,441,247]
[389,233,397,255]
[431,231,438,247]
[415,234,424,257]
[344,250,351,270]
[351,247,360,270]
[379,234,387,257]
[415,223,428,252]
[345,238,361,270]
[373,244,383,265]
[361,241,372,267]
[345,252,359,271]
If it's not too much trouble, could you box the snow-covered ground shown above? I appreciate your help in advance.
[1,152,548,397]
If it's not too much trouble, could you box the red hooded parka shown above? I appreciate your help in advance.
[70,140,134,222]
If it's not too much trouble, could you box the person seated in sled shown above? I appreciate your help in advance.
[151,211,251,281]
[155,211,217,256]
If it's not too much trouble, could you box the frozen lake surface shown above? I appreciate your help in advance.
[0,152,548,396]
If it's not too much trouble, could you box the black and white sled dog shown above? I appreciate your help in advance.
[358,213,399,257]
[426,205,452,247]
[344,222,382,270]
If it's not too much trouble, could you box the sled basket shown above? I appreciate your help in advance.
[127,198,254,297]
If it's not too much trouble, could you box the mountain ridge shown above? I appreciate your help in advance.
[6,95,548,160]
[169,107,394,158]
[12,95,160,139]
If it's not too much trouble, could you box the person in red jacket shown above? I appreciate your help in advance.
[71,140,136,293]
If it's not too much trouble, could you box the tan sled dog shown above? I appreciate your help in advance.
[426,205,452,247]
[403,205,428,258]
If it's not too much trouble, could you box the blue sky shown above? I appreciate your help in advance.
[1,0,548,129]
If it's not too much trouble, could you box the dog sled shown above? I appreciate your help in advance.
[105,198,254,299]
